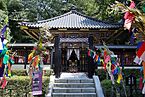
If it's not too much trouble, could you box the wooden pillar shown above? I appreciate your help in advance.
[50,48,54,69]
[54,34,61,78]
[24,47,28,69]
[88,34,95,78]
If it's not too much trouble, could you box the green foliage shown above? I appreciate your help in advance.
[101,79,143,97]
[0,10,7,27]
[123,69,141,78]
[101,79,112,97]
[8,0,26,20]
[95,69,107,81]
[43,69,53,76]
[99,68,142,97]
[1,69,52,96]
[96,69,141,81]
[0,0,7,11]
[12,69,52,76]
[12,69,27,76]
[0,76,50,97]
[0,0,8,28]
[6,0,124,22]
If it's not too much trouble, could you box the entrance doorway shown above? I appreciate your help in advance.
[68,49,79,72]
[61,47,88,72]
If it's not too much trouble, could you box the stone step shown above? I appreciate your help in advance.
[55,78,94,83]
[53,88,96,93]
[53,83,95,88]
[52,93,97,97]
[60,73,88,79]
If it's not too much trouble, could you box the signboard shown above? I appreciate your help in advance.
[125,74,136,86]
[32,71,42,96]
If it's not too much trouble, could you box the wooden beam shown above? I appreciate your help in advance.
[23,30,38,41]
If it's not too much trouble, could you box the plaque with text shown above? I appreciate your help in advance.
[32,71,42,95]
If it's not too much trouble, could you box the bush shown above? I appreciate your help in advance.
[101,79,113,97]
[95,69,107,81]
[43,69,53,76]
[99,68,143,97]
[12,70,27,76]
[95,69,141,81]
[123,69,141,78]
[0,76,49,97]
[101,79,129,97]
[12,69,52,76]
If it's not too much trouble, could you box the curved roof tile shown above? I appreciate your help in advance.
[20,10,122,29]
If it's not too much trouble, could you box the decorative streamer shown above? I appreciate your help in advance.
[139,77,143,90]
[142,83,145,94]
[1,76,7,89]
[95,54,99,62]
[0,46,8,58]
[0,65,5,77]
[87,42,125,92]
[1,25,7,35]
[0,16,14,89]
[3,54,9,65]
[88,49,91,56]
[0,58,3,68]
[143,61,145,82]
[117,73,123,84]
[123,0,135,30]
[0,39,4,52]
[28,51,34,63]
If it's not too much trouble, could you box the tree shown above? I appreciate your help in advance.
[0,0,8,28]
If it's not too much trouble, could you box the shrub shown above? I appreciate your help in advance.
[123,69,141,78]
[0,76,49,97]
[95,69,141,81]
[12,69,52,76]
[99,68,143,97]
[101,79,113,97]
[95,69,107,81]
[12,70,27,76]
[43,69,53,76]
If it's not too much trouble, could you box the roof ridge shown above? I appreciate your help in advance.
[37,10,102,24]
[33,10,121,26]
[21,11,76,24]
[37,11,73,23]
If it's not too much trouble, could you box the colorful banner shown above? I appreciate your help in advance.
[32,71,42,96]
[123,1,135,30]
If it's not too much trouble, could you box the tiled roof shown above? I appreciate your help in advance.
[20,10,122,29]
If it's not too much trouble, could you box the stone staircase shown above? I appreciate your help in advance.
[47,73,102,97]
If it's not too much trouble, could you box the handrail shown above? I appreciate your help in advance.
[93,75,105,97]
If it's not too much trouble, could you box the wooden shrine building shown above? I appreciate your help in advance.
[19,10,136,78]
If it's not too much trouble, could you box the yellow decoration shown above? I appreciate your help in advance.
[117,73,123,83]
[106,61,112,72]
[28,51,35,63]
[100,59,104,65]
[20,26,28,30]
